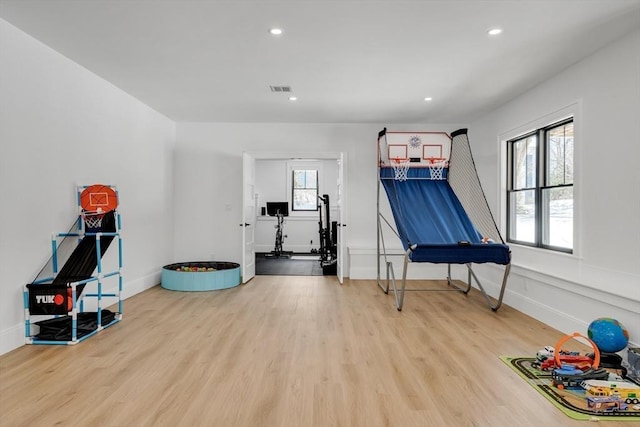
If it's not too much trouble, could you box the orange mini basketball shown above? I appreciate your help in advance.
[80,184,118,213]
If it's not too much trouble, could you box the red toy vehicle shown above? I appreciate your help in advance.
[533,332,601,373]
[539,354,595,371]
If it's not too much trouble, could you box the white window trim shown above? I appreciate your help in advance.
[498,101,582,258]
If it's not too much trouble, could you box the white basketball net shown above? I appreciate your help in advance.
[391,158,411,181]
[430,159,447,180]
[82,211,104,229]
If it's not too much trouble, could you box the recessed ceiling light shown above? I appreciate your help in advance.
[424,97,433,101]
[288,96,297,101]
[269,28,283,35]
[487,28,503,36]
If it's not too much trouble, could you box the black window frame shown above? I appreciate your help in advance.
[506,118,574,253]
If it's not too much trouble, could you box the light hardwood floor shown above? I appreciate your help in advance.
[0,276,621,426]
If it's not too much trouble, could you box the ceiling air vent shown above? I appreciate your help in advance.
[270,85,292,93]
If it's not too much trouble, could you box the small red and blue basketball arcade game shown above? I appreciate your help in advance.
[24,184,123,345]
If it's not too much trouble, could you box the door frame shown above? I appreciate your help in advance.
[241,152,256,283]
[243,151,347,283]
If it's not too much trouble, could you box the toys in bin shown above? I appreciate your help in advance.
[174,265,216,272]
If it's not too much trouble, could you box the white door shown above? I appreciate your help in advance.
[241,152,256,283]
[336,153,346,284]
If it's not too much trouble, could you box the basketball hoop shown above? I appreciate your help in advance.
[82,208,105,229]
[429,158,447,180]
[79,184,118,230]
[391,158,411,181]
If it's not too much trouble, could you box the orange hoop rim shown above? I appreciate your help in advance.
[425,156,447,165]
[554,332,600,369]
[390,157,410,164]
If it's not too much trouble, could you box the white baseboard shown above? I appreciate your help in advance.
[0,323,26,356]
[124,271,162,299]
[503,280,639,350]
[348,247,449,279]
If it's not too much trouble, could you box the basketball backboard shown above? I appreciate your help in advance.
[79,184,118,213]
[379,131,451,167]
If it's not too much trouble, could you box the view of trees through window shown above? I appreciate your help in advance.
[508,119,574,252]
[292,169,318,211]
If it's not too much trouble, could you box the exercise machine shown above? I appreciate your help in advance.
[318,194,337,275]
[265,201,292,258]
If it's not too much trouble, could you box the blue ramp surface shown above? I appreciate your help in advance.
[381,173,510,264]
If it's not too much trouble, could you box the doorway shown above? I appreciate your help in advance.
[241,152,346,283]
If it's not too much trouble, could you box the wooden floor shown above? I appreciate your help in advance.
[0,276,620,426]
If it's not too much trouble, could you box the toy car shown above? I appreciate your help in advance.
[535,346,555,363]
[551,365,609,389]
[539,354,594,371]
[586,395,628,412]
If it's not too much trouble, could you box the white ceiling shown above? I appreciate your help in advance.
[1,0,639,124]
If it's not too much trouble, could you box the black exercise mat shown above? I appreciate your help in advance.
[255,255,323,276]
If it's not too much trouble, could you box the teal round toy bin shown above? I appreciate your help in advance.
[161,262,241,291]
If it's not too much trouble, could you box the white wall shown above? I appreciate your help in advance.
[469,28,640,345]
[0,19,176,354]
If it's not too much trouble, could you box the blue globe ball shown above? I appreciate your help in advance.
[587,318,629,353]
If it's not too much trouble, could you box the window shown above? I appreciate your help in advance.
[507,119,574,252]
[292,169,318,211]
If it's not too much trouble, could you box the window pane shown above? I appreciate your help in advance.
[547,122,574,186]
[293,170,306,188]
[542,187,573,249]
[293,169,317,189]
[293,189,317,210]
[513,136,537,189]
[509,190,535,243]
[305,170,317,188]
